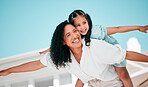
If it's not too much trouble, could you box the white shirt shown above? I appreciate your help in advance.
[40,39,126,83]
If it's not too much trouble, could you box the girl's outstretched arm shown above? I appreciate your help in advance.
[125,51,148,62]
[0,60,46,76]
[39,48,51,55]
[107,25,148,35]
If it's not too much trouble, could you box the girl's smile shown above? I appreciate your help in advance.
[73,15,89,35]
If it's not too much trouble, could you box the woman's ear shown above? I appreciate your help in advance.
[63,41,66,45]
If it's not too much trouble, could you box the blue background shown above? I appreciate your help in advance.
[0,0,148,58]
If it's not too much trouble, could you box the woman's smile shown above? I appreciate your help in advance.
[72,37,80,43]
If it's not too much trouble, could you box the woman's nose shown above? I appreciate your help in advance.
[72,33,77,37]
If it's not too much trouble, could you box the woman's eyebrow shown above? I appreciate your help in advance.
[65,32,70,36]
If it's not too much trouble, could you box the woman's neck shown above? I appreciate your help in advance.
[70,45,83,64]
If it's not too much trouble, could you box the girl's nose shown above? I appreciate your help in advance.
[81,25,85,29]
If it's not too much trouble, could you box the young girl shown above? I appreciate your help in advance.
[68,9,148,87]
[40,10,148,87]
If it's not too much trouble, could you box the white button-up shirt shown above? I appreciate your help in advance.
[40,39,126,83]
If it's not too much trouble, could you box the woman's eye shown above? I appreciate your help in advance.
[67,34,70,37]
[74,29,77,32]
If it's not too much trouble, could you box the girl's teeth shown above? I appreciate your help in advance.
[81,30,86,33]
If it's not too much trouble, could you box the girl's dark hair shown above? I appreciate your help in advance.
[68,9,92,46]
[50,20,71,68]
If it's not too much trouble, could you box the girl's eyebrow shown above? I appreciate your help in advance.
[75,24,79,26]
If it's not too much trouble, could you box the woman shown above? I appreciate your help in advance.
[0,21,148,87]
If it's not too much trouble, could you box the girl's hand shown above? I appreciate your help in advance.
[39,51,46,55]
[39,48,50,55]
[139,25,148,33]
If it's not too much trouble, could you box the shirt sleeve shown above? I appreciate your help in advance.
[91,25,107,40]
[91,39,126,64]
[40,52,54,68]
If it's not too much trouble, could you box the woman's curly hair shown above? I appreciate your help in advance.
[68,9,92,46]
[50,20,71,69]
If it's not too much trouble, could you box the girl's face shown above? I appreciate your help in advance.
[63,24,82,49]
[73,15,89,35]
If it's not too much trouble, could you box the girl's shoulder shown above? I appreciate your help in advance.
[91,25,107,39]
[92,24,100,26]
[92,24,105,28]
[91,25,107,34]
[92,25,106,31]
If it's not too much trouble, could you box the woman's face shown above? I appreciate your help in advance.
[73,15,89,35]
[63,24,82,49]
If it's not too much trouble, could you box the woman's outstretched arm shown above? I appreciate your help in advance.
[0,60,46,76]
[125,51,148,62]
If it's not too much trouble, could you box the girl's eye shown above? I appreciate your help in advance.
[83,21,86,24]
[76,24,80,27]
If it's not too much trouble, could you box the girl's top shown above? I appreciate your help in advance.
[90,25,126,67]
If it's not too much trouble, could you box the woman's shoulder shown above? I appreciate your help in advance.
[90,39,113,49]
[90,39,105,44]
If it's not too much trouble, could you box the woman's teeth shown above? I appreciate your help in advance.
[73,38,79,43]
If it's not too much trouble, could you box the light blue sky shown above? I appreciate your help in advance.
[0,0,148,58]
